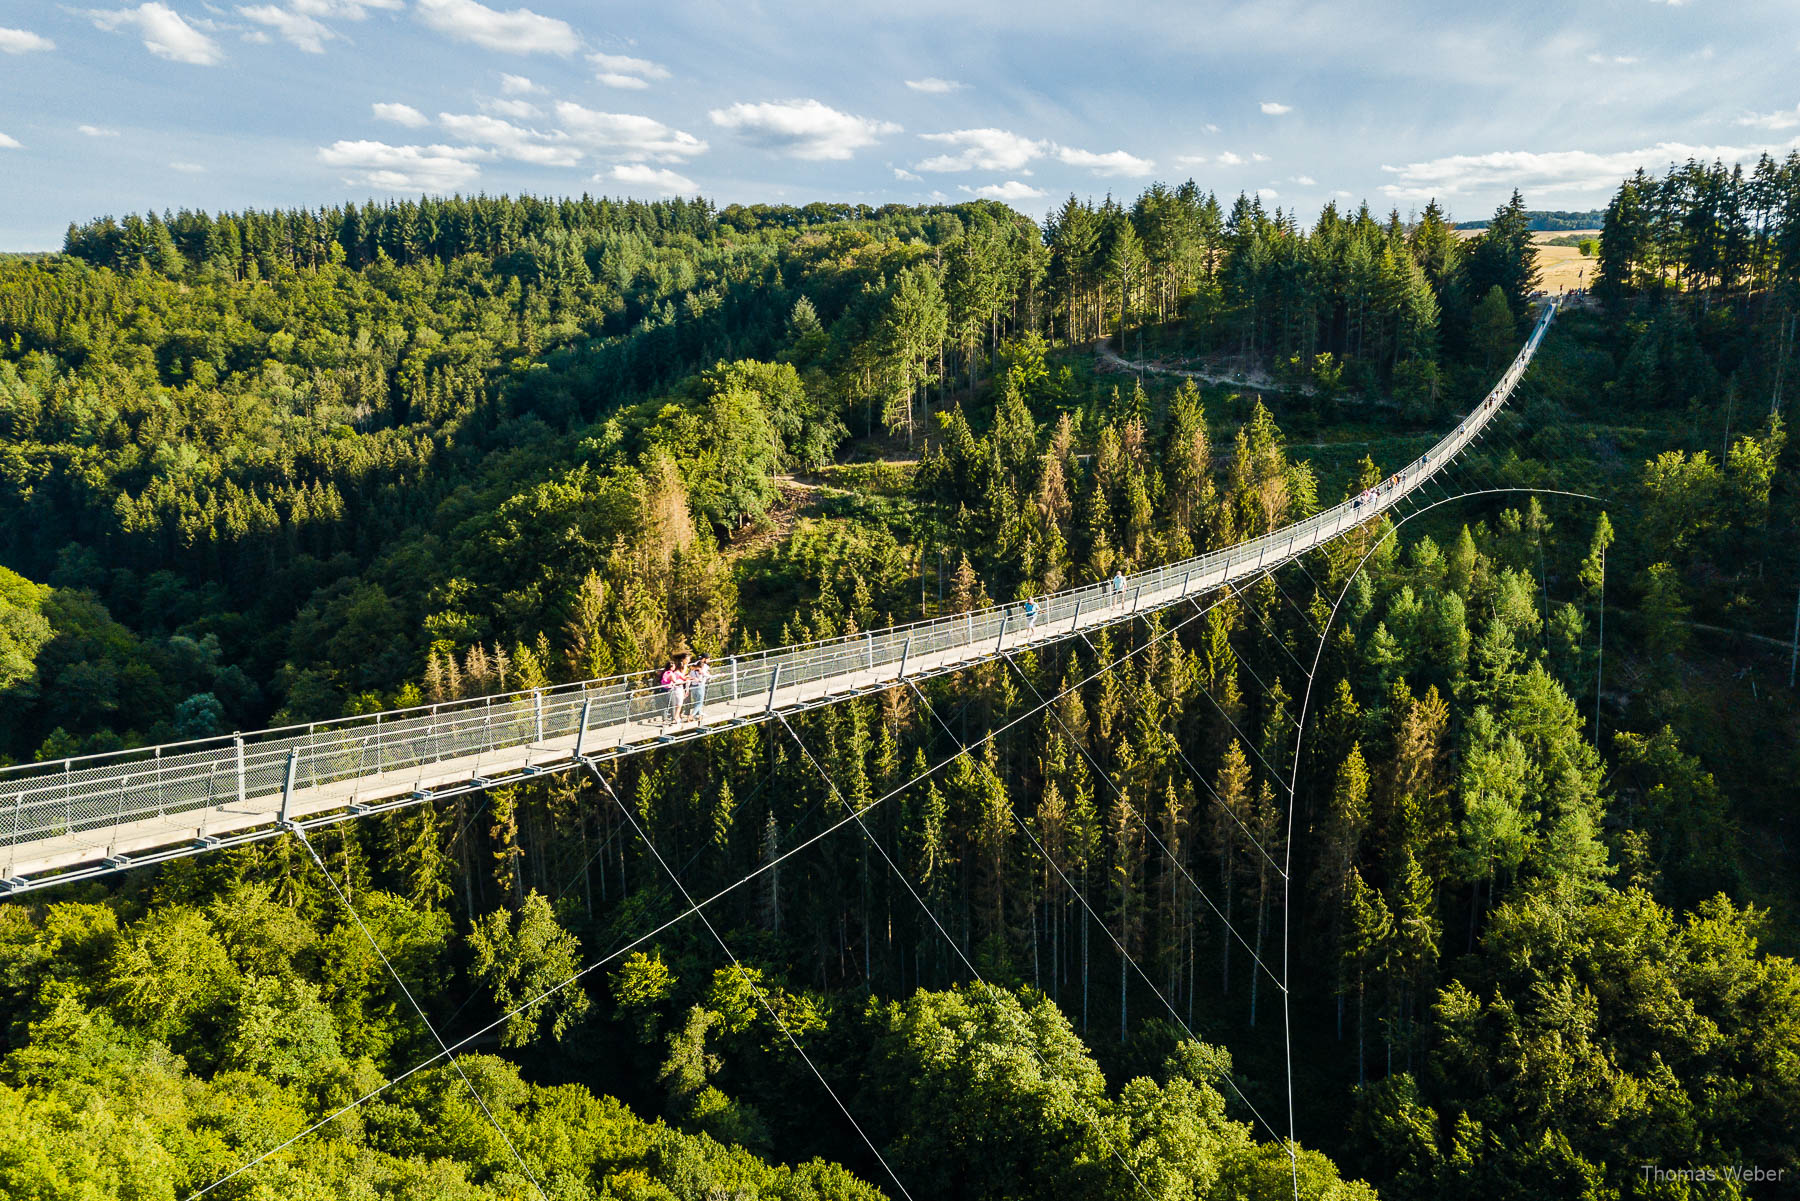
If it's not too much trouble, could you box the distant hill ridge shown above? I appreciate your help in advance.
[1453,209,1604,231]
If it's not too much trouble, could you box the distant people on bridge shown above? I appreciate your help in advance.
[1111,569,1127,611]
[1023,597,1040,631]
[660,653,691,728]
[689,656,712,722]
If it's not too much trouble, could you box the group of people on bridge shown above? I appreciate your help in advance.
[657,653,713,730]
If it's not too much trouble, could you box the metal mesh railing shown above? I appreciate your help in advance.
[0,302,1555,874]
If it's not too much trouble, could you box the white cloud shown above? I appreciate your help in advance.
[483,97,541,118]
[0,26,55,53]
[78,124,121,137]
[710,99,898,160]
[1252,152,1269,162]
[604,163,696,195]
[1378,137,1800,201]
[1260,101,1292,115]
[894,166,922,181]
[290,0,400,14]
[499,72,539,94]
[1258,187,1279,200]
[414,0,575,55]
[170,160,206,173]
[439,110,582,165]
[90,4,225,66]
[0,132,22,150]
[373,101,430,127]
[318,138,484,190]
[1737,105,1800,131]
[1175,154,1207,166]
[916,127,1046,172]
[1292,174,1317,186]
[960,180,1046,203]
[1586,52,1639,65]
[1057,146,1155,176]
[238,5,333,52]
[905,77,964,93]
[1204,122,1220,134]
[1215,150,1245,165]
[589,51,668,81]
[555,102,706,159]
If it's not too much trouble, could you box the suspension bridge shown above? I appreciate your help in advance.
[0,301,1556,898]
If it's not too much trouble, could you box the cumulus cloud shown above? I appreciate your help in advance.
[906,77,964,93]
[1252,152,1269,162]
[499,72,539,93]
[556,102,707,159]
[1057,146,1155,175]
[710,99,898,160]
[1737,104,1800,131]
[373,101,429,127]
[0,132,22,149]
[1260,101,1292,115]
[1586,52,1639,64]
[1175,154,1207,166]
[1379,137,1800,200]
[1258,188,1279,200]
[483,97,542,118]
[90,4,224,66]
[0,26,55,53]
[589,51,668,88]
[78,124,120,137]
[960,180,1045,203]
[605,163,696,195]
[318,138,483,190]
[894,166,922,181]
[916,128,1046,172]
[1204,122,1220,133]
[1292,174,1317,186]
[414,0,575,55]
[238,5,334,52]
[1214,150,1245,165]
[170,160,206,173]
[439,110,582,165]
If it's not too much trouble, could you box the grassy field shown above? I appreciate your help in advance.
[1458,228,1599,294]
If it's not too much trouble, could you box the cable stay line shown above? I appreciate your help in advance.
[579,760,919,1201]
[230,824,554,1201]
[769,711,1165,1201]
[903,675,1289,1148]
[180,580,1245,1196]
[1002,644,1289,998]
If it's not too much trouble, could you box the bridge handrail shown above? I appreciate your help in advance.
[0,302,1555,851]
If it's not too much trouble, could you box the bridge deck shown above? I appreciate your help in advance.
[0,303,1554,895]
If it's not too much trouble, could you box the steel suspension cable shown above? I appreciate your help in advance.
[580,759,918,1201]
[283,825,552,1201]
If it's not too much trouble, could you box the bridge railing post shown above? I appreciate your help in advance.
[533,689,544,744]
[765,663,782,714]
[995,612,1008,654]
[235,736,245,808]
[898,634,911,680]
[279,748,298,826]
[574,699,591,760]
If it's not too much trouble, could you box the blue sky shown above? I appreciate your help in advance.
[2,0,1798,249]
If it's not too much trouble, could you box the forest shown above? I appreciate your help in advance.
[1,153,1798,1200]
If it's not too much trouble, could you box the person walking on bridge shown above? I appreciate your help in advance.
[689,656,713,723]
[660,653,690,728]
[1023,597,1040,632]
[1111,569,1127,611]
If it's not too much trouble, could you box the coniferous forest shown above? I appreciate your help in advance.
[2,157,1799,1201]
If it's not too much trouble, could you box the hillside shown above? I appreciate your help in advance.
[2,163,1798,1201]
